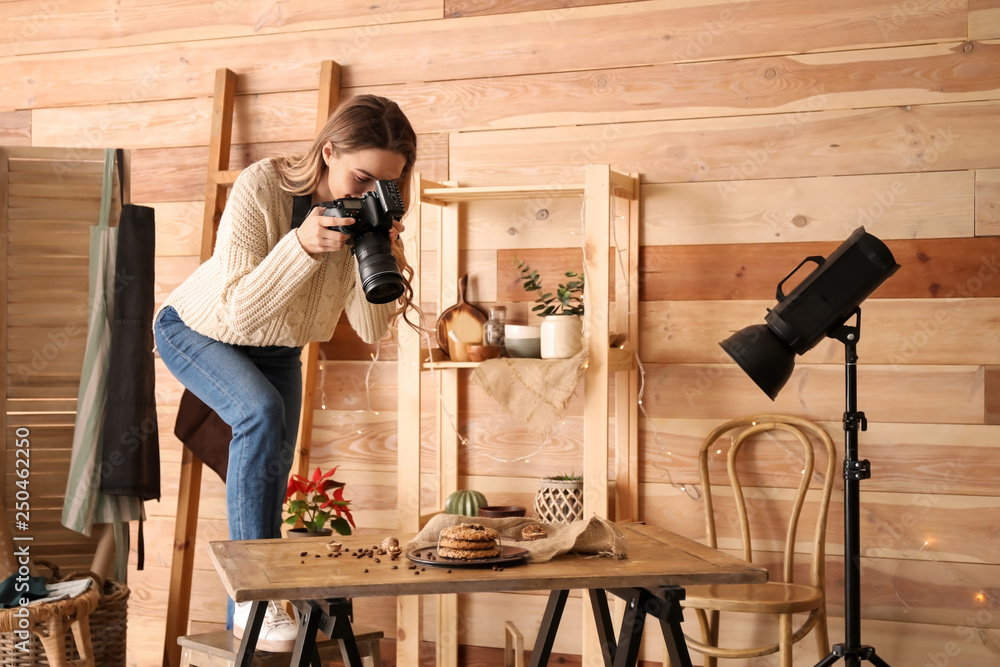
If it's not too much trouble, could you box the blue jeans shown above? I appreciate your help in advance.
[154,306,302,626]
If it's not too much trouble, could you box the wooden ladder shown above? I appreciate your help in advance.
[162,61,342,667]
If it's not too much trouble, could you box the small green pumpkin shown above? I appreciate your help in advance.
[444,489,488,517]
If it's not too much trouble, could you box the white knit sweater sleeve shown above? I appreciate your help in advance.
[343,260,396,344]
[216,166,321,337]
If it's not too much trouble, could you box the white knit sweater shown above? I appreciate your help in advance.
[158,158,395,347]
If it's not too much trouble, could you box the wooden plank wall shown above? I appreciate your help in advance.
[3,1,1000,665]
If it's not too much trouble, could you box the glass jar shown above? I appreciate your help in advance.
[483,306,507,350]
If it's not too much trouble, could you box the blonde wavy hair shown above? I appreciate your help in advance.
[273,95,421,331]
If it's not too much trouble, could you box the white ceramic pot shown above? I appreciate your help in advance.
[540,315,583,359]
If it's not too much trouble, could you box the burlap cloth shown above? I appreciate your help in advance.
[406,514,628,563]
[471,350,587,440]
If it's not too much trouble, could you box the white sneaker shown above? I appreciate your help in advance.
[233,600,298,653]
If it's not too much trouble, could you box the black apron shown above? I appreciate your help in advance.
[99,150,161,567]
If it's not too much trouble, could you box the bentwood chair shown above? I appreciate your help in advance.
[680,415,837,667]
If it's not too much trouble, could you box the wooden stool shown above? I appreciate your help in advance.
[504,621,524,667]
[178,629,383,667]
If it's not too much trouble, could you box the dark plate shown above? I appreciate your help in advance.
[405,545,530,568]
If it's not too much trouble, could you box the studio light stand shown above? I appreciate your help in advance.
[718,226,901,667]
[814,310,891,667]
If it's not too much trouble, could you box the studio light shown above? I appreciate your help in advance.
[719,226,900,400]
[720,225,902,667]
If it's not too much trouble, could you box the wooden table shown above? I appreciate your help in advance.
[208,522,766,667]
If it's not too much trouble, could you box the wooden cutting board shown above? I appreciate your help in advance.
[436,274,486,358]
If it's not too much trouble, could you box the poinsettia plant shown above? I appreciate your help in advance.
[283,466,355,535]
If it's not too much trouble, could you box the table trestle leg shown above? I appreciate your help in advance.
[287,598,361,666]
[311,598,365,667]
[607,589,647,667]
[588,588,618,666]
[234,601,267,667]
[604,587,693,667]
[290,601,324,667]
[654,587,693,667]
[528,589,570,667]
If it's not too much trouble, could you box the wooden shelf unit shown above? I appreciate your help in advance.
[419,344,635,372]
[395,164,640,666]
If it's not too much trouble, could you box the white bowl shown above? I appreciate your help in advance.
[506,337,541,358]
[505,324,541,339]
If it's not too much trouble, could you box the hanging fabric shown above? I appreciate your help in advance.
[100,150,160,500]
[61,149,144,582]
[99,149,160,571]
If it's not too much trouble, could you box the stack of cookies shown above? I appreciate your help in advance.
[437,523,501,560]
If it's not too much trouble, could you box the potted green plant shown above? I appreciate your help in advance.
[513,258,585,359]
[283,466,355,536]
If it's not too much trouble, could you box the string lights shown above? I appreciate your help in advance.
[316,345,380,435]
[606,199,701,501]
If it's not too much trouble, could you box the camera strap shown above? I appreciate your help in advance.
[290,194,313,230]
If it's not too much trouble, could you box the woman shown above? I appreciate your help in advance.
[154,95,417,650]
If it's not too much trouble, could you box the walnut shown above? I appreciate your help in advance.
[521,524,547,541]
[381,536,402,555]
[325,540,343,553]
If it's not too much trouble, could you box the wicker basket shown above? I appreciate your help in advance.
[0,565,129,667]
[533,477,584,524]
[78,578,128,667]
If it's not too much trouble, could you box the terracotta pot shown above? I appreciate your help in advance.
[285,527,333,537]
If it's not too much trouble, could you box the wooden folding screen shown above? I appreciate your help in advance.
[1,147,119,571]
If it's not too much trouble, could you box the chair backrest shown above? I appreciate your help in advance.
[698,415,836,589]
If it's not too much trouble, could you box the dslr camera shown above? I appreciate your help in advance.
[317,179,406,304]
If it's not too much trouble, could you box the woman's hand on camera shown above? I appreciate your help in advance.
[389,217,405,245]
[295,206,354,257]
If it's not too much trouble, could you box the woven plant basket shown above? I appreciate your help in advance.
[533,477,584,524]
[0,564,129,667]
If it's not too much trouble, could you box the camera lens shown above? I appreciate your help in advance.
[352,231,405,304]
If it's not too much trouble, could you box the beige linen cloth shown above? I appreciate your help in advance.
[407,514,628,563]
[471,350,587,440]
